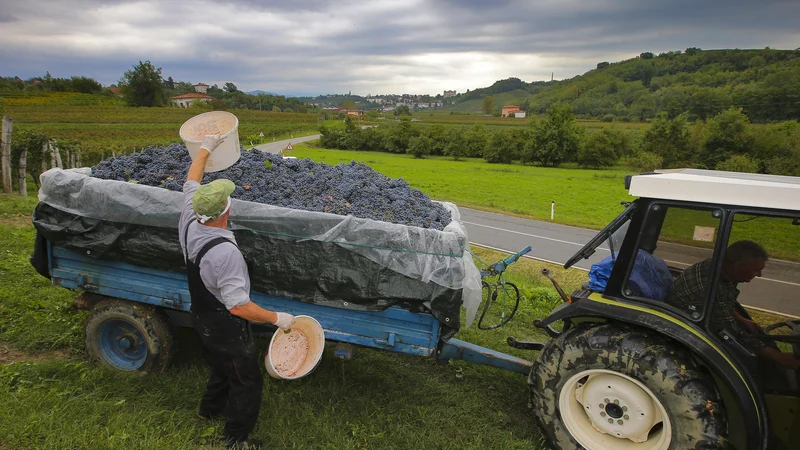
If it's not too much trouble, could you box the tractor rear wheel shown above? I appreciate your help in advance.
[529,323,727,449]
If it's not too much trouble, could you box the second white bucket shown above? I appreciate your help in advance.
[179,111,241,172]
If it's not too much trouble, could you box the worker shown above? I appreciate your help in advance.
[179,134,295,450]
[667,240,800,372]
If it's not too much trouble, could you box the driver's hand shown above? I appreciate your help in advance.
[744,319,764,335]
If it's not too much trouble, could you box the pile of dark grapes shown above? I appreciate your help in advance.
[91,144,452,230]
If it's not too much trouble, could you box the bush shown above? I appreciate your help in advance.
[626,151,663,172]
[601,114,615,122]
[715,154,759,173]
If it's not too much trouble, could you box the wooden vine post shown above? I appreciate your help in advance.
[18,138,27,197]
[1,116,12,194]
[52,141,63,168]
[42,141,48,173]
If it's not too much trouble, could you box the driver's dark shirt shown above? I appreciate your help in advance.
[667,259,764,351]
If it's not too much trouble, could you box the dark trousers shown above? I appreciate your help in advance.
[199,339,263,440]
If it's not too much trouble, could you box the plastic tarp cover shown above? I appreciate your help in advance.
[588,250,673,301]
[35,168,483,330]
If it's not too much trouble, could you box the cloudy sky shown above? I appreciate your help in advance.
[1,0,798,96]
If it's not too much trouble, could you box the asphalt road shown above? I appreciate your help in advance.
[460,207,800,318]
[252,134,321,154]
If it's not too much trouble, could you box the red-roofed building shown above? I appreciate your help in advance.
[194,83,209,94]
[106,86,122,97]
[501,104,520,117]
[171,93,212,108]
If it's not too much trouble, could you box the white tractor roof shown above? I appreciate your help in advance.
[628,169,800,211]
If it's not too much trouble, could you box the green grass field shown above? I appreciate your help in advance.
[291,144,633,229]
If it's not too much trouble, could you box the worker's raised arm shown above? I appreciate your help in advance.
[187,134,225,183]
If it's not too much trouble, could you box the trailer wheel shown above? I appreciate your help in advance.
[529,323,727,449]
[85,300,175,372]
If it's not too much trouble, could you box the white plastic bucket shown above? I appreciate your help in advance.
[179,111,241,172]
[265,315,325,380]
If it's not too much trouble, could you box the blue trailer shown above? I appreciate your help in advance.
[46,242,537,375]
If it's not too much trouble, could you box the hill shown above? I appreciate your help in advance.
[246,90,280,96]
[452,49,800,123]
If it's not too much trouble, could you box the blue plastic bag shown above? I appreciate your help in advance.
[588,250,673,301]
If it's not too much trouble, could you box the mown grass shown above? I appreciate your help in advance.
[1,191,584,449]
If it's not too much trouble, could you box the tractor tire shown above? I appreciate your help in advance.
[529,323,727,449]
[85,299,175,372]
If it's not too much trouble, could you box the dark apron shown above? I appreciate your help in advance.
[183,220,253,357]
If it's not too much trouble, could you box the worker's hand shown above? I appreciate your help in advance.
[273,312,296,331]
[200,134,225,154]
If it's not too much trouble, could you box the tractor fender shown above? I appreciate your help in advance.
[540,294,768,450]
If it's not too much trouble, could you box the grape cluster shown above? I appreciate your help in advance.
[91,144,452,230]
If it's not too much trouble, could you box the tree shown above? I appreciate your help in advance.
[699,108,753,168]
[483,130,515,164]
[444,127,467,161]
[340,100,357,110]
[463,124,490,158]
[382,117,415,153]
[120,61,165,107]
[224,82,238,93]
[527,103,582,167]
[407,134,432,159]
[482,96,496,115]
[393,104,411,116]
[70,76,103,94]
[164,76,175,90]
[578,128,627,169]
[641,113,692,167]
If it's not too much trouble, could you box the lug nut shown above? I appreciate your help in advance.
[608,418,614,424]
[600,412,606,417]
[599,404,605,409]
[624,414,630,420]
[613,399,620,405]
[622,406,628,412]
[617,419,624,425]
[604,398,610,404]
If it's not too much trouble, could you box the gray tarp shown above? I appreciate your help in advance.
[37,168,483,327]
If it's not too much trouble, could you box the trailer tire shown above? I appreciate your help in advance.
[529,323,727,449]
[85,300,175,372]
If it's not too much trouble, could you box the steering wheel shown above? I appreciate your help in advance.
[762,320,800,357]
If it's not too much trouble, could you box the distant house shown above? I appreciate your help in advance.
[171,93,212,108]
[194,83,209,94]
[501,105,520,117]
[344,109,365,117]
[381,106,395,112]
[511,110,526,118]
[443,90,456,98]
[106,86,123,97]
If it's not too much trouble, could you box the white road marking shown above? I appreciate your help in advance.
[469,243,589,272]
[464,221,609,251]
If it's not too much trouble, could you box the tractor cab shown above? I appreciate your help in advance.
[530,169,800,450]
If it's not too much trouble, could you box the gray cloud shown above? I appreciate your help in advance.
[0,0,797,96]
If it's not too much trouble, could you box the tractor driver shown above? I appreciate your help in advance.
[667,240,800,371]
[179,134,296,450]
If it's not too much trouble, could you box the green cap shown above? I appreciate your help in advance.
[192,179,235,222]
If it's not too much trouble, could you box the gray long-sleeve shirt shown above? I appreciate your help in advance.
[179,180,250,310]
